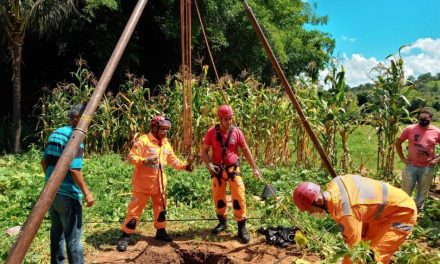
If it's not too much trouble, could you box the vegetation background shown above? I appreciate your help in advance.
[1,0,439,263]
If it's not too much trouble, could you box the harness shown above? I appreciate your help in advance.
[212,124,240,186]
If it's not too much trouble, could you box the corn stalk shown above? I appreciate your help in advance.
[366,50,411,180]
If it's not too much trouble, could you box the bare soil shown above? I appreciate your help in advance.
[85,227,319,264]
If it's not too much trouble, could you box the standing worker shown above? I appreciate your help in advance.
[293,174,417,264]
[201,104,261,243]
[117,116,193,252]
[41,103,95,264]
[395,108,440,212]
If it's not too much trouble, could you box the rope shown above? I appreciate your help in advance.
[194,0,220,83]
[192,0,229,104]
[38,217,262,225]
[181,0,193,157]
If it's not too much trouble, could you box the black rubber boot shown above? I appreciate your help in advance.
[211,215,228,235]
[116,232,131,252]
[155,228,172,242]
[237,220,250,243]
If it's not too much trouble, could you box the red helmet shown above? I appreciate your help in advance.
[150,115,171,128]
[293,182,321,211]
[217,105,233,118]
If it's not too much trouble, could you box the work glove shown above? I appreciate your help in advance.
[143,155,159,166]
[185,162,193,172]
[252,167,262,181]
[207,162,220,175]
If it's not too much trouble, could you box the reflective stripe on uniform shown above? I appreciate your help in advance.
[353,175,376,201]
[353,175,376,203]
[334,177,352,216]
[374,182,388,219]
[352,174,362,190]
[392,222,413,232]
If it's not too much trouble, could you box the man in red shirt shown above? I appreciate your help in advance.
[201,105,261,243]
[395,108,440,212]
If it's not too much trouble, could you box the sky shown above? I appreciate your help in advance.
[308,0,440,86]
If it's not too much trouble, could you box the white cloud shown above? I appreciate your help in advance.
[319,54,379,87]
[340,54,379,86]
[399,38,440,77]
[324,38,440,87]
[341,35,356,43]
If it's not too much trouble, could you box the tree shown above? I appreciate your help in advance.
[158,0,334,82]
[432,101,440,112]
[0,0,77,152]
[417,72,433,83]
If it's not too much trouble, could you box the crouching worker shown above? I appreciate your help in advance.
[117,116,193,252]
[293,174,417,264]
[201,105,261,244]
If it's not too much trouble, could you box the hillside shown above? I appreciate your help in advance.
[350,73,440,120]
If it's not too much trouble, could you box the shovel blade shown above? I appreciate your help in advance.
[261,185,276,200]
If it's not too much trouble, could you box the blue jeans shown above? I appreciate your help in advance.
[402,165,435,211]
[49,194,84,264]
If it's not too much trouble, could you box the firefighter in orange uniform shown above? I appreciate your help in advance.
[293,174,417,264]
[117,116,193,252]
[201,105,261,243]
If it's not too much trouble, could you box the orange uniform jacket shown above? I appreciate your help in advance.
[325,174,417,264]
[128,133,187,194]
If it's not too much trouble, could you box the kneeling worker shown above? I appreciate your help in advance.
[293,174,417,264]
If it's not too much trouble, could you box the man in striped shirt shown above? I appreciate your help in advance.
[293,174,417,264]
[41,104,95,264]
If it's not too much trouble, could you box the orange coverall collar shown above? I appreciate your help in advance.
[147,132,168,145]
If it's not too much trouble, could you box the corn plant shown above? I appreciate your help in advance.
[35,63,305,165]
[291,80,321,169]
[330,241,375,264]
[34,59,95,147]
[323,65,360,172]
[365,49,412,180]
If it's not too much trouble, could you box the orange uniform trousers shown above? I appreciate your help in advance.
[122,191,167,234]
[361,209,416,264]
[211,166,246,222]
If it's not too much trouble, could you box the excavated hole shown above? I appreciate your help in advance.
[178,249,235,264]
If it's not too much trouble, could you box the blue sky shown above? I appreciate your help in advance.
[308,0,440,86]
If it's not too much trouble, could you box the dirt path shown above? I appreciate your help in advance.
[85,228,319,264]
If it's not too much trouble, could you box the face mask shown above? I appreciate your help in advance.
[419,119,430,127]
[310,211,326,219]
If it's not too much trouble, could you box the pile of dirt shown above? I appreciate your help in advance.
[85,229,319,263]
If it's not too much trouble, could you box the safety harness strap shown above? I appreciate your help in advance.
[215,124,235,169]
[212,124,236,186]
[211,163,241,186]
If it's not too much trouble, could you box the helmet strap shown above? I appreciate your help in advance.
[312,192,328,212]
